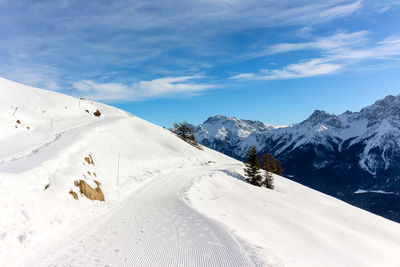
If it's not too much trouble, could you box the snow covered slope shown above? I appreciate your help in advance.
[1,78,400,267]
[187,167,400,267]
[0,77,217,262]
[194,97,400,222]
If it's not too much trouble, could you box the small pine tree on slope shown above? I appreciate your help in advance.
[244,146,262,186]
[261,171,274,189]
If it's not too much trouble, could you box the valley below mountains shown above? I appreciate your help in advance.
[194,95,400,222]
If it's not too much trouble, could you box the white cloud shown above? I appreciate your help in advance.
[333,36,400,60]
[44,80,61,91]
[235,32,400,81]
[265,59,342,79]
[229,73,256,80]
[136,76,214,96]
[0,65,61,91]
[318,0,362,21]
[0,0,365,82]
[252,31,400,61]
[366,0,400,14]
[250,31,369,58]
[232,59,342,80]
[72,76,215,101]
[0,0,394,94]
[261,0,363,27]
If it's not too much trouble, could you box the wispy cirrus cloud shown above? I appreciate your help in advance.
[232,32,400,81]
[1,0,399,99]
[332,36,400,60]
[0,0,365,90]
[0,64,62,91]
[250,31,369,58]
[318,0,362,21]
[72,76,215,101]
[231,59,343,80]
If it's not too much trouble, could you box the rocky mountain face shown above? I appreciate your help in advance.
[194,95,400,222]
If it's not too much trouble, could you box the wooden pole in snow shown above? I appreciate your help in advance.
[12,106,18,117]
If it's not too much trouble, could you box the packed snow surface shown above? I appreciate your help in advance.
[1,78,400,266]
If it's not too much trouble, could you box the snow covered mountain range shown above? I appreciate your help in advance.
[195,95,400,222]
[1,77,400,267]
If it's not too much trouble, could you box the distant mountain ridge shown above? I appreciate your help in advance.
[194,95,400,222]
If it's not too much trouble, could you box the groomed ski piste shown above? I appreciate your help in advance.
[1,77,400,267]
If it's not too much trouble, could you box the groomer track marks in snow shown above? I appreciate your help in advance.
[18,166,264,267]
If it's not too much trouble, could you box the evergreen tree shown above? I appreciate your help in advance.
[261,153,284,175]
[261,171,274,189]
[244,146,262,186]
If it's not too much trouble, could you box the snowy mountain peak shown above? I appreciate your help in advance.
[303,110,342,128]
[204,115,271,129]
[373,94,400,108]
[198,115,272,141]
[204,114,229,123]
[196,94,400,159]
[359,95,400,126]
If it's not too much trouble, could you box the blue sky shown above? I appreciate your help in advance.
[1,0,400,127]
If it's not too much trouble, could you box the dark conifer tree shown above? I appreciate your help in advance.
[261,171,274,189]
[244,146,262,186]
